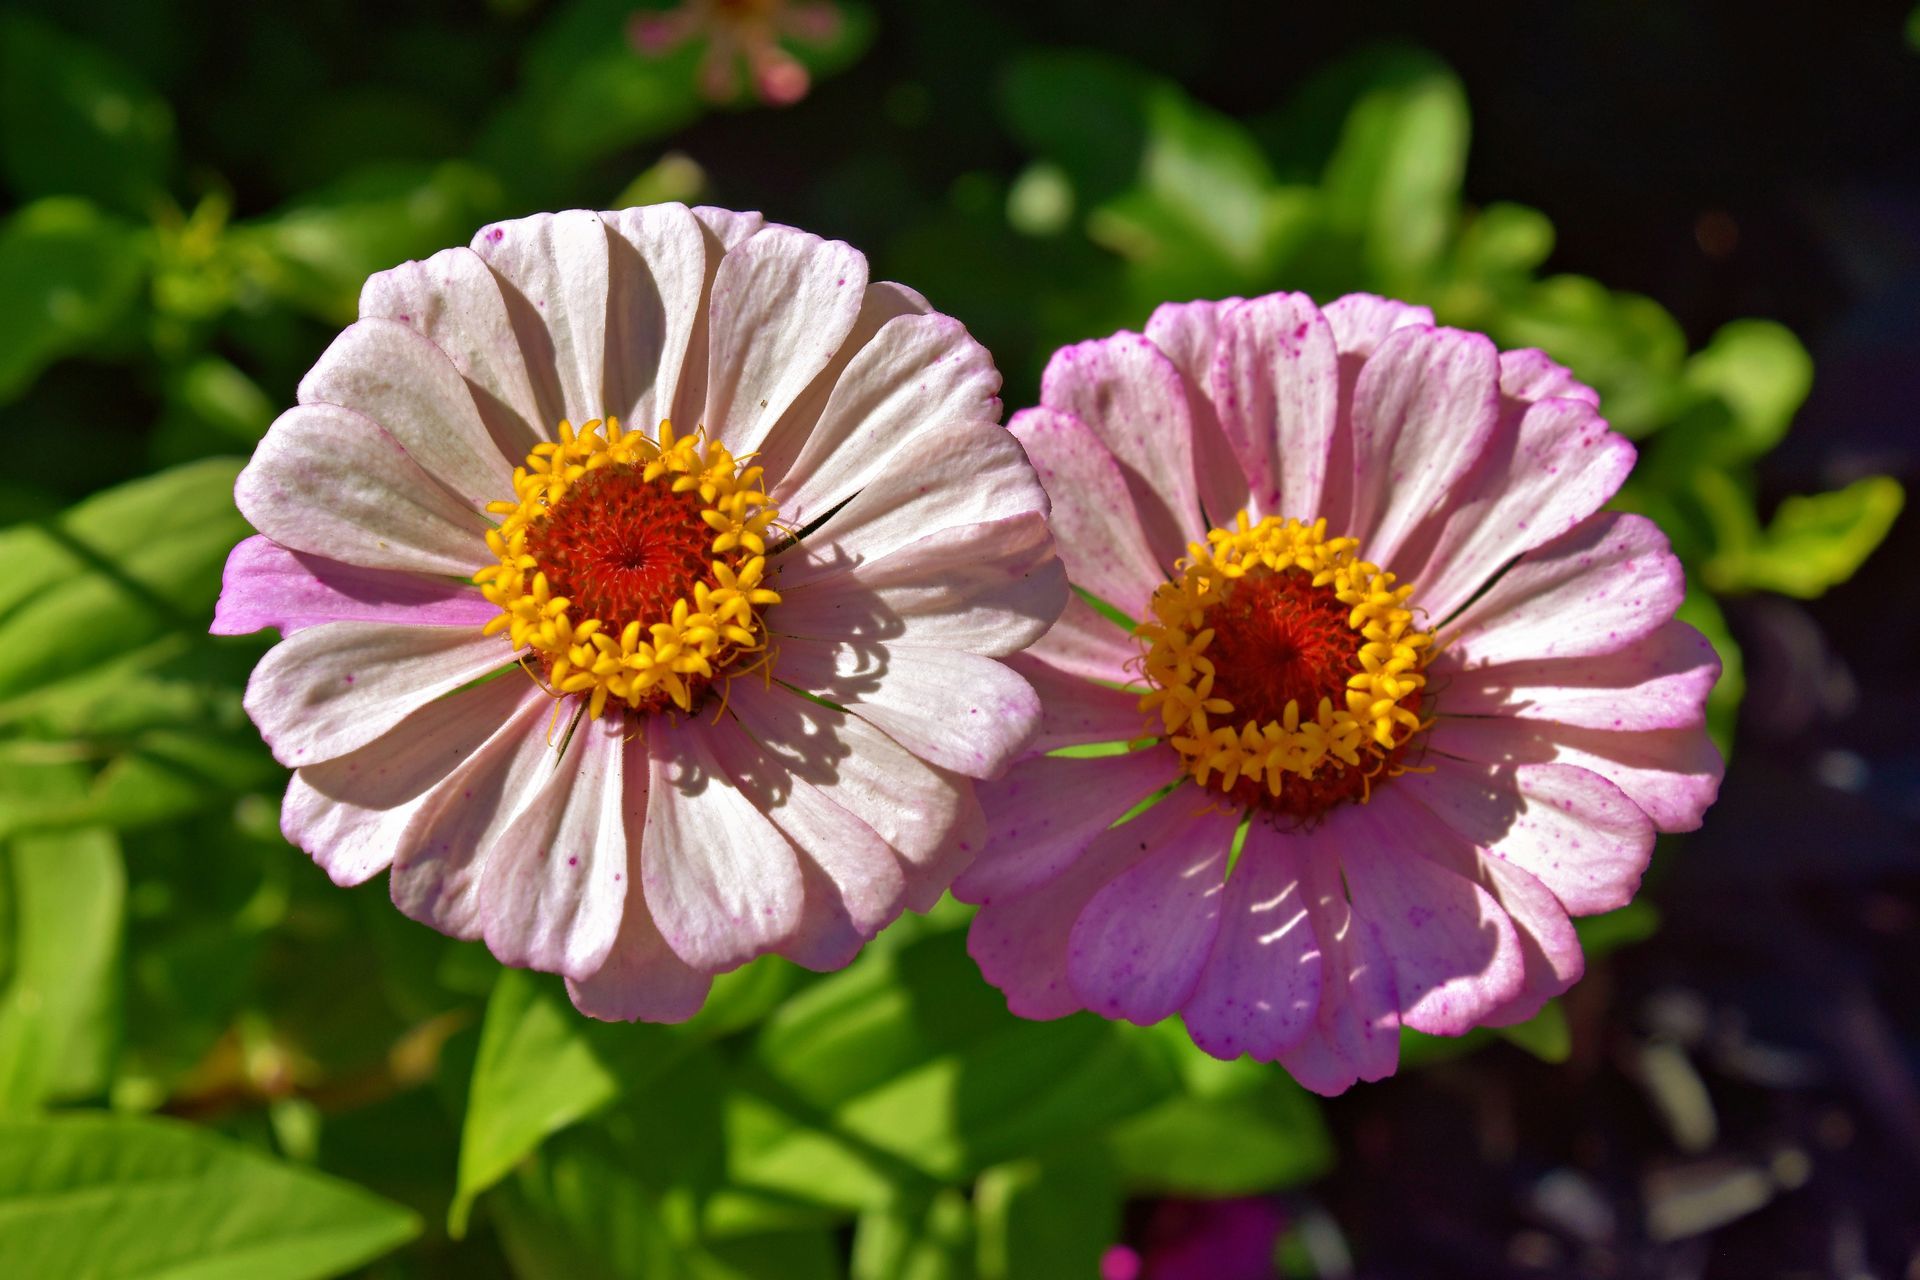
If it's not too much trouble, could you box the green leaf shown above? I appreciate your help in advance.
[1320,49,1469,290]
[999,51,1153,204]
[1574,899,1662,957]
[0,198,145,401]
[490,1128,684,1280]
[1497,273,1689,436]
[1105,1076,1332,1196]
[0,1112,418,1279]
[1705,475,1905,599]
[0,822,124,1110]
[852,1189,975,1280]
[1493,1000,1572,1063]
[1680,320,1815,463]
[0,14,173,212]
[975,1149,1120,1280]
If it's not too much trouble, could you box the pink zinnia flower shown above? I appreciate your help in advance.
[214,204,1063,1021]
[628,0,843,106]
[960,293,1723,1094]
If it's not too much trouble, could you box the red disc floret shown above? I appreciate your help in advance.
[523,465,717,634]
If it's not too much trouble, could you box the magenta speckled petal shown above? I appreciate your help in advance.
[213,536,498,637]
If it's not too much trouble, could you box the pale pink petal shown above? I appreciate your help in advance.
[967,790,1206,1020]
[568,811,714,1026]
[642,714,806,971]
[773,637,1040,779]
[471,210,613,428]
[234,404,492,576]
[1424,715,1721,833]
[754,284,938,507]
[1009,407,1167,620]
[279,675,538,886]
[1400,397,1636,622]
[1497,347,1599,406]
[1025,594,1141,686]
[297,318,514,509]
[702,225,868,454]
[598,203,710,435]
[953,748,1180,904]
[1274,820,1400,1093]
[724,678,979,908]
[701,709,904,969]
[1068,801,1240,1024]
[243,621,514,767]
[1339,791,1526,1036]
[1040,333,1204,563]
[1143,296,1250,525]
[776,419,1049,581]
[1439,513,1685,667]
[388,693,570,938]
[1208,293,1340,522]
[773,513,1067,658]
[479,714,630,979]
[213,536,496,637]
[1002,653,1149,753]
[1321,294,1434,357]
[1435,620,1721,731]
[1182,822,1325,1060]
[666,207,767,431]
[359,246,548,459]
[1399,757,1656,916]
[1343,324,1501,570]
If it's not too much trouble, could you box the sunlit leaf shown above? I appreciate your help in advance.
[0,198,145,402]
[1705,476,1905,600]
[0,1112,418,1279]
[1493,1000,1572,1064]
[975,1148,1120,1280]
[1105,1075,1331,1196]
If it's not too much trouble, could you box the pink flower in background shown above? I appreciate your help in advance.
[215,203,1063,1021]
[961,292,1722,1093]
[629,0,843,106]
[1102,1197,1288,1280]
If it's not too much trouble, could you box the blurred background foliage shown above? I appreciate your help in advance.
[0,1,1914,1277]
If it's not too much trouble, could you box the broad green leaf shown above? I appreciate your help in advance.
[1320,49,1468,290]
[0,822,124,1110]
[998,51,1153,203]
[1493,999,1572,1063]
[1574,900,1662,957]
[975,1149,1120,1280]
[0,14,173,212]
[1679,320,1814,463]
[1105,1076,1332,1196]
[0,1112,418,1279]
[1498,274,1688,436]
[1705,476,1904,599]
[0,198,145,401]
[490,1129,683,1280]
[0,458,247,706]
[852,1189,974,1280]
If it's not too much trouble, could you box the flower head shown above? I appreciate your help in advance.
[215,204,1064,1021]
[960,293,1723,1093]
[629,0,843,106]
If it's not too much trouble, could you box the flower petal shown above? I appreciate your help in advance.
[702,225,868,454]
[243,621,514,767]
[967,789,1204,1020]
[1399,757,1656,915]
[298,317,513,510]
[700,709,904,970]
[212,536,497,637]
[1025,594,1141,686]
[471,209,613,428]
[1002,653,1149,753]
[1009,407,1167,620]
[1339,791,1526,1036]
[599,202,710,436]
[1435,619,1721,731]
[1424,715,1721,833]
[769,313,1001,529]
[773,637,1039,779]
[774,513,1067,658]
[1041,333,1205,563]
[1403,397,1637,623]
[234,404,493,576]
[359,246,548,459]
[1497,347,1599,406]
[1344,324,1501,569]
[1182,821,1325,1060]
[641,713,806,971]
[1320,294,1434,357]
[1440,513,1685,667]
[1068,800,1240,1025]
[1143,296,1250,524]
[953,747,1180,904]
[665,207,767,431]
[1208,293,1340,522]
[280,675,539,886]
[568,887,714,1024]
[1275,821,1400,1093]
